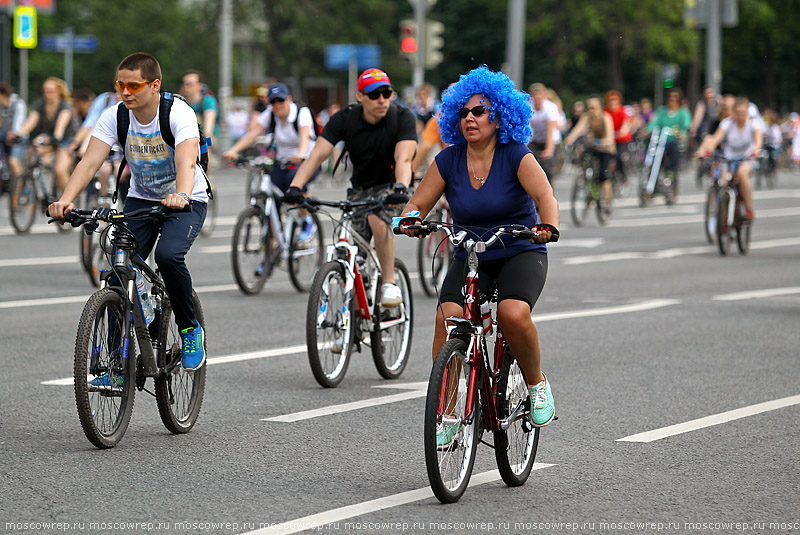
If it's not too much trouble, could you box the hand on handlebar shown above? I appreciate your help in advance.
[282,186,305,205]
[46,200,75,222]
[391,211,426,238]
[531,223,559,244]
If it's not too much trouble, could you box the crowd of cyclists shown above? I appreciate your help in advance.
[5,56,800,438]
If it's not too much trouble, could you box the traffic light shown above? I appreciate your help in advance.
[399,19,417,61]
[425,20,444,69]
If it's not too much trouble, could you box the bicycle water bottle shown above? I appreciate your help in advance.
[135,269,155,325]
[480,301,493,335]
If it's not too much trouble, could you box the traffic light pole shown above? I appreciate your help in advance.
[706,0,722,94]
[411,0,426,88]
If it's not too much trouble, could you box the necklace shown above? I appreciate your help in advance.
[467,152,489,185]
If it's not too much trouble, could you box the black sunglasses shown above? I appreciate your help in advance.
[457,105,487,118]
[365,88,393,100]
[269,97,286,104]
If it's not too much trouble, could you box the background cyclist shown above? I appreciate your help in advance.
[398,66,560,428]
[284,68,417,307]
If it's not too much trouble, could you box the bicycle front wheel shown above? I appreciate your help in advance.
[73,288,135,449]
[306,262,356,388]
[716,190,731,255]
[416,210,452,297]
[494,350,539,487]
[231,206,271,295]
[424,338,479,503]
[8,172,36,234]
[288,211,324,293]
[155,290,207,433]
[370,260,413,379]
[570,174,591,227]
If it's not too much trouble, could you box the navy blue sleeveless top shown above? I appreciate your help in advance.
[434,141,547,261]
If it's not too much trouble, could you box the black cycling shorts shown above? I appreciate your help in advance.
[439,250,548,310]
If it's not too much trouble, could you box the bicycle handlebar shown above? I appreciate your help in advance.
[47,203,192,227]
[392,220,559,249]
[301,196,388,213]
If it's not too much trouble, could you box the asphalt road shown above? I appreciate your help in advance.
[1,163,798,535]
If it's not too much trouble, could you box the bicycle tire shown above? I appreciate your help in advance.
[494,350,539,487]
[306,262,356,388]
[570,173,590,227]
[73,288,135,449]
[716,190,731,255]
[8,172,36,234]
[370,259,413,380]
[231,206,270,295]
[704,186,718,245]
[424,338,479,503]
[288,211,324,293]
[155,290,207,433]
[416,208,452,297]
[737,220,752,255]
[79,229,93,274]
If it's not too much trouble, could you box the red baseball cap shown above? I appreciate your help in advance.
[357,69,392,93]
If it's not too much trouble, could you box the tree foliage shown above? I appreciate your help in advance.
[10,0,800,111]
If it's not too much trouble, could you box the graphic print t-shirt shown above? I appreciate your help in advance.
[92,99,208,202]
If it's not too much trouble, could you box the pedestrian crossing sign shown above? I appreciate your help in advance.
[14,6,37,49]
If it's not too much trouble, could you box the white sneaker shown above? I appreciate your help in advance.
[381,283,403,307]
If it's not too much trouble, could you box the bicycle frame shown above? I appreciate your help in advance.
[253,172,303,261]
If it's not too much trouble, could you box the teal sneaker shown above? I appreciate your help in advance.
[530,373,555,427]
[181,323,205,371]
[87,373,123,392]
[436,423,459,450]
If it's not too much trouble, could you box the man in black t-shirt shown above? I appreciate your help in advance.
[287,68,417,307]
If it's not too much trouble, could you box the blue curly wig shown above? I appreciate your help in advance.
[438,65,532,145]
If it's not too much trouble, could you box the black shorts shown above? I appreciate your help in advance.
[439,251,548,310]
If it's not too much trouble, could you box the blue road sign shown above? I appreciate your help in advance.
[40,34,98,53]
[325,44,380,71]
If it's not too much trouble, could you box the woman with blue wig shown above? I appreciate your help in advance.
[398,66,560,429]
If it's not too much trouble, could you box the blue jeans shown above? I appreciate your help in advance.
[123,197,206,331]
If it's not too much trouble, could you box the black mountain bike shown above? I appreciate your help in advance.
[49,205,206,449]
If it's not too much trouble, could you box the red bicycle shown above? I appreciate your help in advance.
[395,220,555,503]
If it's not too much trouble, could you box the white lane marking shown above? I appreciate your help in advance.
[0,225,70,236]
[713,286,800,301]
[534,298,680,322]
[564,236,800,265]
[606,206,800,228]
[242,465,556,535]
[617,394,800,443]
[199,245,232,254]
[41,344,309,386]
[41,299,679,387]
[0,283,238,310]
[551,238,605,248]
[0,255,77,267]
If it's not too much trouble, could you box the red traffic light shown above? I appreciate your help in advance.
[401,37,417,53]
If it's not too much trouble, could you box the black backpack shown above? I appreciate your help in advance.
[268,102,323,139]
[114,92,213,202]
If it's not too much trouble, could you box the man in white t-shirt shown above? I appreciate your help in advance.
[48,52,208,373]
[224,82,321,239]
[528,83,559,182]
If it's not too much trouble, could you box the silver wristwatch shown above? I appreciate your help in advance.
[177,192,190,203]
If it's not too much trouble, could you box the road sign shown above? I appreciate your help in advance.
[13,6,37,49]
[39,34,99,53]
[325,45,381,71]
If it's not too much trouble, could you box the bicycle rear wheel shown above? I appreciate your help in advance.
[73,288,135,449]
[155,290,207,433]
[8,172,36,234]
[494,350,539,486]
[716,190,731,255]
[306,262,356,388]
[231,206,271,295]
[570,173,591,227]
[424,338,479,503]
[370,260,413,379]
[288,211,324,293]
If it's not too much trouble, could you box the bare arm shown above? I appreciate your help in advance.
[565,115,588,146]
[695,125,726,156]
[411,136,435,175]
[202,109,217,139]
[394,139,417,188]
[543,120,556,157]
[292,125,311,163]
[48,137,112,217]
[53,109,72,141]
[224,120,266,159]
[164,137,200,209]
[290,137,335,189]
[690,101,705,135]
[17,110,40,138]
[517,153,560,238]
[602,113,616,153]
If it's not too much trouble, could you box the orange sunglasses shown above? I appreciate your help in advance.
[115,80,153,93]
